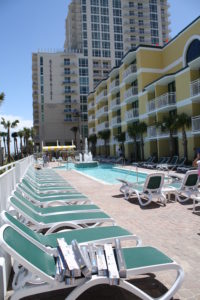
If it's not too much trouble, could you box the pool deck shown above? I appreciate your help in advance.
[6,164,200,300]
[55,166,200,300]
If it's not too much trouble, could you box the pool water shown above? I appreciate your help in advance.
[55,163,147,185]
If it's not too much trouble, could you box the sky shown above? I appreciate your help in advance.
[0,0,200,133]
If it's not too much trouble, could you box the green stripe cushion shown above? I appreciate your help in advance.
[44,226,133,248]
[3,226,55,277]
[185,174,198,187]
[122,246,173,269]
[147,176,162,190]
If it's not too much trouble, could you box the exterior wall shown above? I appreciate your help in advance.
[88,17,200,161]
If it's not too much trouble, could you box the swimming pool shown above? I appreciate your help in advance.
[55,163,147,185]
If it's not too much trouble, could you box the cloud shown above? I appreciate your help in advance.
[0,114,33,132]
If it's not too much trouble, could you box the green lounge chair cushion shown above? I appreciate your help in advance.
[5,212,132,248]
[3,226,56,277]
[185,174,198,187]
[147,176,162,190]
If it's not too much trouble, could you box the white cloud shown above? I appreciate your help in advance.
[0,114,33,132]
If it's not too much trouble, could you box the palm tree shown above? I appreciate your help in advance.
[18,130,24,158]
[138,122,147,161]
[1,118,19,162]
[23,127,31,155]
[0,92,5,106]
[157,114,177,158]
[11,132,18,157]
[30,127,36,153]
[98,129,110,156]
[88,133,97,156]
[127,122,139,161]
[176,113,191,161]
[115,132,126,157]
[0,132,7,155]
[70,126,79,147]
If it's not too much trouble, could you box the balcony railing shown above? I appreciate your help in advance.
[96,90,107,103]
[96,139,104,146]
[110,97,121,109]
[125,108,139,121]
[111,116,121,126]
[109,79,120,93]
[96,106,108,118]
[147,92,176,113]
[88,115,95,122]
[147,125,177,139]
[89,127,95,135]
[96,122,109,132]
[192,116,200,133]
[88,101,95,110]
[124,86,138,101]
[190,79,200,97]
[122,65,137,80]
[147,126,158,139]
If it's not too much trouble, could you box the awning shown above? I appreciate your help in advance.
[42,145,76,151]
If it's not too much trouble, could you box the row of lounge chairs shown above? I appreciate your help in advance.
[0,165,185,299]
[118,170,200,211]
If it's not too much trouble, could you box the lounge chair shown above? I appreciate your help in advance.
[164,170,199,203]
[8,196,115,232]
[133,156,152,167]
[17,183,90,206]
[12,191,100,216]
[24,173,70,187]
[145,157,165,169]
[176,165,196,174]
[156,157,170,170]
[123,173,167,206]
[158,156,179,171]
[0,224,184,300]
[1,211,141,254]
[191,194,200,212]
[171,157,186,170]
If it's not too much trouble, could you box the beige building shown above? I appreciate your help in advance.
[33,0,170,149]
[32,50,89,148]
[65,0,170,88]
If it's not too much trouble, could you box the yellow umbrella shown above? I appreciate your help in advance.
[42,145,76,151]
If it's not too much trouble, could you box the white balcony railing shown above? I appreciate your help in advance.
[110,97,121,109]
[96,90,107,104]
[123,64,137,80]
[147,126,157,139]
[147,92,176,113]
[89,127,95,135]
[109,79,120,92]
[111,116,121,126]
[96,106,108,118]
[125,108,139,121]
[147,125,177,139]
[96,122,109,132]
[88,115,95,122]
[190,79,200,97]
[124,86,138,100]
[88,101,95,110]
[192,116,200,132]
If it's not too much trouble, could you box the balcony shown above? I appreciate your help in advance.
[147,92,176,114]
[63,89,76,95]
[62,80,76,85]
[89,127,96,135]
[122,65,137,82]
[124,86,138,103]
[63,71,77,76]
[88,101,95,110]
[109,79,120,93]
[147,125,177,140]
[96,90,107,104]
[88,114,95,122]
[96,122,109,132]
[125,108,139,122]
[111,116,121,127]
[63,62,76,67]
[96,106,108,118]
[190,79,200,101]
[192,116,200,134]
[110,97,121,110]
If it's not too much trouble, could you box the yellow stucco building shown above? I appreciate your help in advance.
[88,17,200,161]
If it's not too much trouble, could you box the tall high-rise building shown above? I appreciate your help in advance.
[33,0,170,148]
[64,0,170,88]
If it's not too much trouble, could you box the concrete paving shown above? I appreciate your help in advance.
[6,165,200,300]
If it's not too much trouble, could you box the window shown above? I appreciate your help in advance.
[79,58,88,67]
[114,34,123,41]
[102,41,110,48]
[83,31,87,38]
[92,40,101,48]
[112,0,121,8]
[113,9,121,16]
[139,36,144,43]
[186,39,200,64]
[129,11,134,16]
[65,95,71,103]
[40,57,43,65]
[81,114,88,122]
[130,19,135,24]
[91,15,99,22]
[138,12,143,17]
[139,28,144,34]
[100,0,108,6]
[83,40,88,47]
[64,68,70,75]
[138,3,143,9]
[129,2,134,7]
[80,86,89,94]
[115,51,123,58]
[82,5,86,13]
[102,33,110,40]
[151,29,158,36]
[82,22,87,30]
[130,27,135,33]
[82,14,87,21]
[151,37,159,44]
[139,20,144,26]
[115,42,123,50]
[40,86,44,94]
[40,67,43,75]
[92,23,100,31]
[113,17,122,25]
[79,68,88,76]
[101,24,109,32]
[80,95,87,103]
[91,6,99,14]
[84,49,88,56]
[101,7,109,15]
[92,49,101,57]
[150,13,158,20]
[102,50,111,57]
[151,21,158,28]
[64,58,70,65]
[150,4,157,12]
[92,32,100,39]
[114,25,122,33]
[101,16,109,23]
[80,104,88,112]
[40,76,43,84]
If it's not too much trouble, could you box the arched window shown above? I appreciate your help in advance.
[186,39,200,64]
